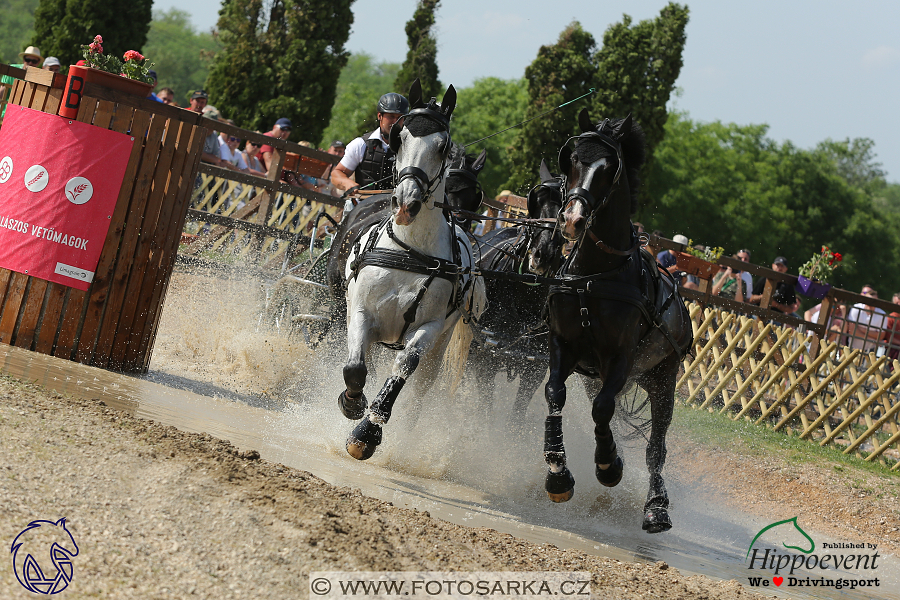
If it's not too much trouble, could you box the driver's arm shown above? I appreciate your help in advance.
[331,164,357,192]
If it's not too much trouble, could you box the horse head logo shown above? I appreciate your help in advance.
[746,516,815,559]
[11,518,79,594]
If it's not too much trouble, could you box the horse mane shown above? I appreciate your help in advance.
[445,143,471,193]
[576,117,646,214]
[404,114,446,137]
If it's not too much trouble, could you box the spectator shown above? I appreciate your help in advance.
[805,302,846,344]
[657,234,688,283]
[711,254,750,302]
[147,70,163,102]
[157,87,176,105]
[242,139,267,177]
[321,140,345,180]
[220,133,249,172]
[42,57,61,73]
[192,97,228,169]
[735,248,754,301]
[258,118,293,172]
[844,285,887,353]
[1,46,43,115]
[883,292,900,360]
[218,118,236,148]
[749,256,789,305]
[633,222,644,233]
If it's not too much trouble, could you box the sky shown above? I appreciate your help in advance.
[155,0,900,181]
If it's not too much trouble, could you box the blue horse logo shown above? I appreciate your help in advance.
[11,518,79,594]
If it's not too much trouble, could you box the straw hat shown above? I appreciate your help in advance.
[18,46,43,66]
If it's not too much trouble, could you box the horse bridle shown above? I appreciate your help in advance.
[559,123,623,227]
[391,102,453,205]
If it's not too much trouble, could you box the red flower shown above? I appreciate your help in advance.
[123,50,144,62]
[833,252,842,262]
[94,35,103,43]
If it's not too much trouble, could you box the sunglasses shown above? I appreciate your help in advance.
[246,141,257,147]
[23,57,39,65]
[862,290,876,297]
[228,136,241,143]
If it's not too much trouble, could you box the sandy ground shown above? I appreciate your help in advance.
[3,269,897,599]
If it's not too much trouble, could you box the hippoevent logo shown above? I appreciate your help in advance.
[24,164,49,193]
[10,518,79,594]
[744,516,880,592]
[0,156,12,184]
[65,177,93,205]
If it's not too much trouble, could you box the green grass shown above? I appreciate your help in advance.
[672,401,899,479]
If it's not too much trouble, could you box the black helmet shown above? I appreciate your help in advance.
[377,92,409,115]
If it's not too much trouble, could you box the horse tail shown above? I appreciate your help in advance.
[442,317,474,396]
[441,276,487,395]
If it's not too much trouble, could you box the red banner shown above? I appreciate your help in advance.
[0,106,133,290]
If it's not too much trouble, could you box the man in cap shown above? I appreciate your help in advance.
[657,234,689,284]
[320,140,345,180]
[147,69,163,102]
[198,104,231,169]
[257,118,293,173]
[42,57,61,73]
[749,256,789,305]
[188,89,209,113]
[331,92,409,193]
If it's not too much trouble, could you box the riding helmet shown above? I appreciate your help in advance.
[377,92,409,115]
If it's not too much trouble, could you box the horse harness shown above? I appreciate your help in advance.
[347,215,476,350]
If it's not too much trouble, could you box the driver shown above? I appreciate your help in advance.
[330,92,409,194]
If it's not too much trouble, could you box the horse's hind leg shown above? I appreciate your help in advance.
[509,364,545,432]
[347,321,443,460]
[639,357,677,533]
[339,310,373,420]
[592,358,630,488]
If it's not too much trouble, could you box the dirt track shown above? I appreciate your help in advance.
[1,372,898,599]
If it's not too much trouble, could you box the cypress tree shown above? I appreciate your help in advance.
[206,0,354,142]
[592,2,689,212]
[393,0,442,101]
[503,22,597,194]
[32,0,153,68]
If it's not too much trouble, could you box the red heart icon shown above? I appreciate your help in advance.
[773,577,783,586]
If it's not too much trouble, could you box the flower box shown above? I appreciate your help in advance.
[676,252,716,279]
[796,275,832,299]
[59,65,153,119]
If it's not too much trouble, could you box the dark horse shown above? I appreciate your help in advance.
[532,110,692,533]
[469,160,564,427]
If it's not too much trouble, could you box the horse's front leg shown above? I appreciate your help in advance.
[638,356,678,533]
[544,333,579,502]
[347,320,443,460]
[592,354,631,489]
[339,308,374,420]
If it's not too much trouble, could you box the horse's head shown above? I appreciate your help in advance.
[527,159,565,275]
[12,518,79,594]
[558,109,645,242]
[445,145,486,222]
[389,79,456,226]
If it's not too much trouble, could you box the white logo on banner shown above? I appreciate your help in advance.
[65,177,93,205]
[0,156,12,184]
[24,165,49,193]
[54,262,94,283]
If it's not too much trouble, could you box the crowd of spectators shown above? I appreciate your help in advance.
[655,231,900,356]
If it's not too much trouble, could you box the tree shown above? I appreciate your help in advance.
[451,77,528,197]
[32,0,153,68]
[642,112,900,295]
[0,0,39,64]
[393,0,442,101]
[815,137,886,194]
[592,2,689,211]
[318,53,400,148]
[206,0,354,142]
[503,22,598,194]
[143,9,221,106]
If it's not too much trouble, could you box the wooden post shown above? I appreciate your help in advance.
[0,70,205,373]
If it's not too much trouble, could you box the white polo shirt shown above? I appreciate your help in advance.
[339,128,389,173]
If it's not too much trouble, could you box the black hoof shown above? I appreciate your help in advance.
[595,455,624,488]
[338,390,367,420]
[642,505,672,533]
[545,467,575,503]
[346,417,381,460]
